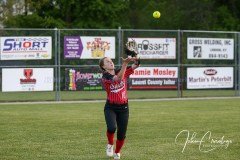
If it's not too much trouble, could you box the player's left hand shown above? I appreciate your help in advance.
[125,40,138,57]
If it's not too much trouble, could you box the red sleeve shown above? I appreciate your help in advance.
[124,66,134,78]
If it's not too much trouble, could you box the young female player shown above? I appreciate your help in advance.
[99,56,140,159]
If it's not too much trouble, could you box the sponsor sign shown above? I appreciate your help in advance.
[187,38,234,59]
[2,68,54,92]
[0,36,52,60]
[64,36,115,59]
[129,67,178,89]
[128,38,176,59]
[64,36,82,58]
[187,67,233,89]
[65,68,103,91]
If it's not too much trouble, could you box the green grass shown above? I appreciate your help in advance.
[0,98,239,159]
[0,90,237,102]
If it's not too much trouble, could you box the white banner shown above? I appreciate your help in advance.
[187,67,233,89]
[0,36,52,60]
[187,38,234,59]
[2,68,54,92]
[130,67,178,78]
[128,38,176,59]
[129,67,178,89]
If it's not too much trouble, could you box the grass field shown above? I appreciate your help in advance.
[0,98,239,160]
[0,90,237,102]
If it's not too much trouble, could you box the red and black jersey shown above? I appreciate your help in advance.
[102,66,134,105]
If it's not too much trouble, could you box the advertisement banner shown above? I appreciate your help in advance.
[187,38,234,59]
[64,36,82,58]
[2,68,54,92]
[129,67,178,89]
[64,36,115,59]
[128,38,176,59]
[65,68,103,91]
[0,36,52,60]
[187,67,233,89]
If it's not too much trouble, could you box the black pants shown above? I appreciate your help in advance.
[104,102,129,140]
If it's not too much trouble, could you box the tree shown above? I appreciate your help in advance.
[2,0,240,31]
[3,0,130,28]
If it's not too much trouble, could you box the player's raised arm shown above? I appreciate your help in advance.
[131,57,140,69]
[113,57,132,81]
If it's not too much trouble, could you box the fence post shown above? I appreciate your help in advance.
[54,28,59,101]
[178,30,183,98]
[238,32,240,96]
[118,26,122,66]
[234,33,238,96]
[57,29,61,101]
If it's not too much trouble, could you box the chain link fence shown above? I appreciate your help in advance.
[0,28,239,102]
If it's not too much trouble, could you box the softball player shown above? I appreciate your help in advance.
[99,56,140,159]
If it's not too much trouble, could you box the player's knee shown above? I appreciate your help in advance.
[117,134,126,140]
[107,127,116,133]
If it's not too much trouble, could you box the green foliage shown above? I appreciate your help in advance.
[213,6,240,31]
[3,0,129,28]
[2,0,240,30]
[4,14,44,28]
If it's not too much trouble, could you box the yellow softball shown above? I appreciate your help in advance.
[153,11,161,18]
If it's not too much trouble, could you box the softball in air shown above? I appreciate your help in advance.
[153,11,161,18]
